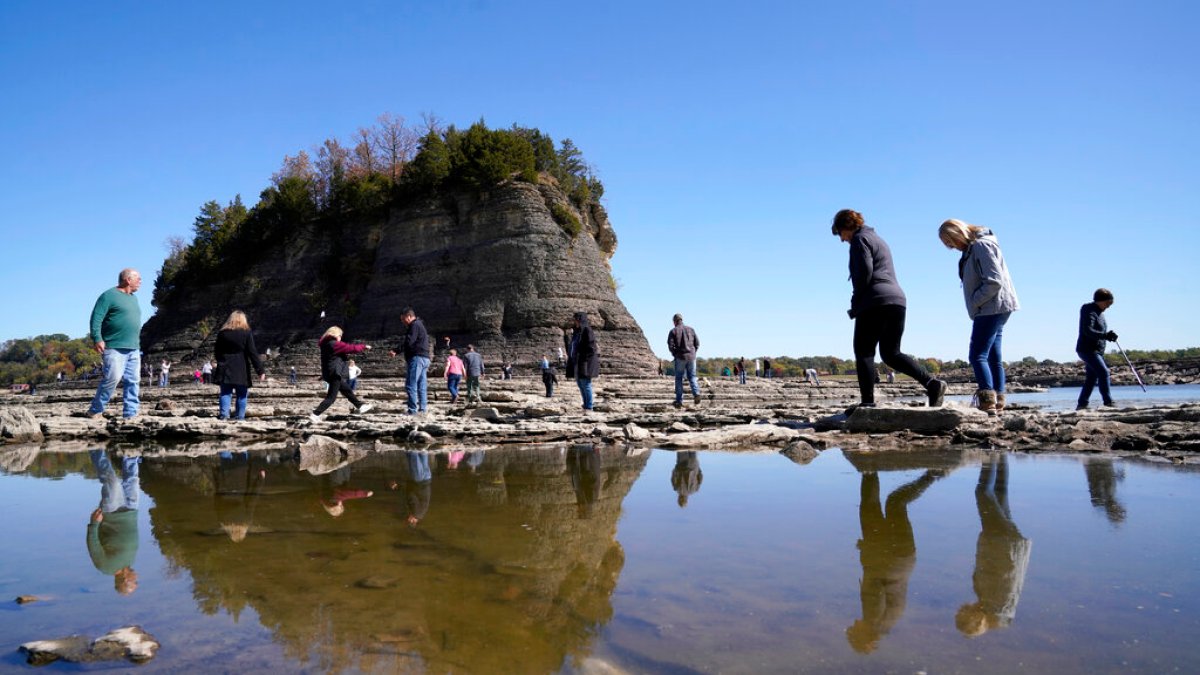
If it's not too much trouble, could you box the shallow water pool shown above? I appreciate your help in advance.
[1,444,1197,673]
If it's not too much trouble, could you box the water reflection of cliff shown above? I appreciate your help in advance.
[141,444,649,673]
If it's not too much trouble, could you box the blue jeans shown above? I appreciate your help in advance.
[406,355,430,413]
[969,312,1010,392]
[738,369,746,384]
[577,377,594,410]
[674,358,699,403]
[219,384,250,420]
[1078,350,1113,406]
[88,348,141,418]
[446,373,461,400]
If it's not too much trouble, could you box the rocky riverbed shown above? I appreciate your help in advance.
[2,376,1198,465]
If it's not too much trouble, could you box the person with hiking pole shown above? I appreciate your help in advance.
[1076,288,1119,410]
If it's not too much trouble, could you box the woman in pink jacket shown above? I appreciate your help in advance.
[444,348,465,404]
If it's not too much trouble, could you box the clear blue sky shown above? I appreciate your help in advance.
[2,0,1196,362]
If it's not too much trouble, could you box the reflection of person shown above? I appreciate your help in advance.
[214,310,266,420]
[847,469,943,653]
[566,312,600,411]
[939,219,1021,416]
[567,445,603,519]
[1084,458,1126,525]
[86,268,142,419]
[670,451,703,508]
[667,313,701,408]
[87,449,140,594]
[403,452,432,526]
[831,209,947,409]
[214,451,267,540]
[956,456,1032,637]
[1076,288,1119,410]
[317,465,373,518]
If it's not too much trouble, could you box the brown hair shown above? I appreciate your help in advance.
[831,209,865,235]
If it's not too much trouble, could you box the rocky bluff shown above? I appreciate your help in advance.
[142,180,657,375]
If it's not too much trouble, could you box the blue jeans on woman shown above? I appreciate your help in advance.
[406,355,430,413]
[1077,350,1114,407]
[219,384,250,420]
[577,377,594,410]
[969,312,1010,392]
[446,373,462,401]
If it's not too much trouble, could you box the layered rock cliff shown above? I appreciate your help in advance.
[142,179,656,375]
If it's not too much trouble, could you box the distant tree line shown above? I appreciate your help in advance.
[0,334,100,386]
[153,114,605,310]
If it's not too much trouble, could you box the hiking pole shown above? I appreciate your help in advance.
[1114,341,1147,392]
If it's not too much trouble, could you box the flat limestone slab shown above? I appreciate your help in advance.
[845,406,988,434]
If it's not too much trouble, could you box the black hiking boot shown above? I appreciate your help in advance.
[926,379,947,407]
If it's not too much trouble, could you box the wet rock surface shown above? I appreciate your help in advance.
[3,376,1199,461]
[19,626,159,665]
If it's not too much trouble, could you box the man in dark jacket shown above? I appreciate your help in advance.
[667,313,701,408]
[390,307,431,414]
[1076,288,1118,410]
[565,312,600,411]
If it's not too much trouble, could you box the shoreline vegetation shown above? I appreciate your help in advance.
[3,332,1198,389]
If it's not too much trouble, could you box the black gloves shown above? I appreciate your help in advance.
[1105,331,1118,341]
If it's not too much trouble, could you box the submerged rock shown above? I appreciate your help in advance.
[19,626,159,665]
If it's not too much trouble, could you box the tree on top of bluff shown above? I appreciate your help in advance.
[152,115,606,310]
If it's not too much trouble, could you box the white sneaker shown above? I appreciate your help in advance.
[356,403,374,415]
[308,413,323,424]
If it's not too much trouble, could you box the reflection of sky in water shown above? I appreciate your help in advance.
[1,447,1197,674]
[945,383,1200,411]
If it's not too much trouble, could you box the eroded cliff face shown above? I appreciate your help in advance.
[142,180,656,375]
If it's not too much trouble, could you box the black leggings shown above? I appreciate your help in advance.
[314,376,363,415]
[853,305,931,404]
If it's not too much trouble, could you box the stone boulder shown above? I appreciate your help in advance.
[20,626,159,665]
[0,406,43,443]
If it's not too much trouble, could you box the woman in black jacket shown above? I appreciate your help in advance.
[214,310,266,420]
[832,209,947,409]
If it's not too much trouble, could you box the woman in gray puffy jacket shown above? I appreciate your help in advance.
[939,219,1020,415]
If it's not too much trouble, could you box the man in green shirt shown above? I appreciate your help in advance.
[86,269,143,419]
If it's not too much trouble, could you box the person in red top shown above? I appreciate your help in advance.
[444,348,465,404]
[310,326,373,423]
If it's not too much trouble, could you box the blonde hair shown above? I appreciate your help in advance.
[321,326,344,341]
[938,219,987,249]
[221,310,251,332]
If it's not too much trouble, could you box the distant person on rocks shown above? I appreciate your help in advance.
[737,357,748,384]
[389,307,430,415]
[763,357,773,379]
[444,349,465,404]
[806,368,821,385]
[87,449,140,595]
[201,360,213,385]
[541,354,558,397]
[832,209,947,409]
[347,359,362,392]
[288,365,297,385]
[463,344,485,405]
[213,310,266,421]
[310,326,373,423]
[502,362,513,380]
[557,345,566,366]
[159,359,171,388]
[886,369,895,384]
[1076,288,1119,410]
[86,268,143,420]
[671,451,703,508]
[755,359,761,378]
[667,313,701,408]
[566,312,600,411]
[56,371,65,386]
[939,219,1021,416]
